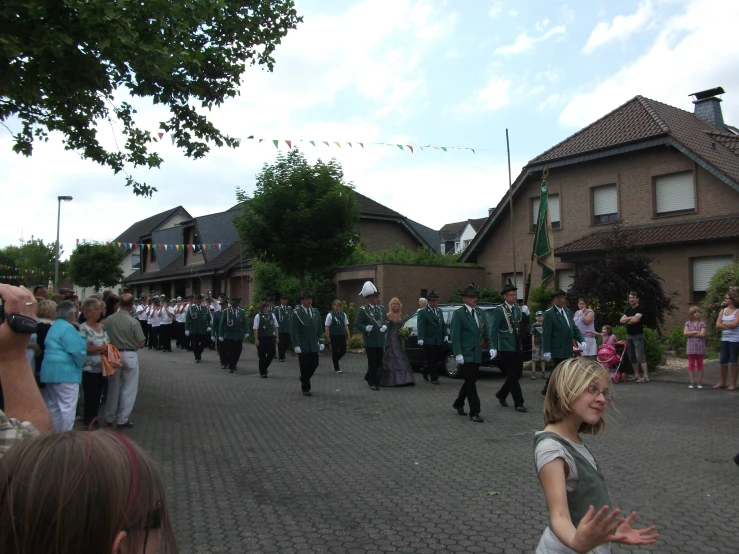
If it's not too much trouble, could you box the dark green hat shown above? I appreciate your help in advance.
[553,288,566,297]
[427,290,440,300]
[461,284,478,297]
[300,291,313,299]
[501,280,517,294]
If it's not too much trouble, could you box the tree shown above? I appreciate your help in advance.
[0,239,61,286]
[701,261,739,347]
[1,1,302,196]
[565,227,677,330]
[234,149,361,290]
[252,260,336,314]
[68,244,123,292]
[450,287,502,304]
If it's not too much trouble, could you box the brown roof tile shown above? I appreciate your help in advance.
[556,216,739,254]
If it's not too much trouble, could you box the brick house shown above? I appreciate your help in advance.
[460,87,739,328]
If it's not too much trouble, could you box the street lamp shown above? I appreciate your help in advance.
[55,196,73,292]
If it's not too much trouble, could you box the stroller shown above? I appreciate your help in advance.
[597,341,627,383]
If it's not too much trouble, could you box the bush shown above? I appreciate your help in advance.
[665,325,687,351]
[701,261,739,348]
[612,325,664,372]
[345,301,356,333]
[529,285,555,315]
[347,334,363,349]
[450,286,502,304]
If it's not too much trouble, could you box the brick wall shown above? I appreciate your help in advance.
[357,219,420,252]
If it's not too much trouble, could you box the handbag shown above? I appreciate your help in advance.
[102,344,123,377]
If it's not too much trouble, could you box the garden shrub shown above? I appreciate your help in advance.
[665,325,687,351]
[612,325,664,372]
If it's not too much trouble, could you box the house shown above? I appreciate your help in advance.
[460,87,739,328]
[73,206,191,299]
[354,192,438,251]
[439,216,490,254]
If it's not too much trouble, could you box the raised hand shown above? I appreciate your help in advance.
[570,505,625,553]
[611,512,659,546]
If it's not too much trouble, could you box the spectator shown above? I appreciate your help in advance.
[574,298,597,358]
[418,297,427,312]
[40,300,87,432]
[714,290,739,390]
[79,298,110,427]
[32,284,47,300]
[684,306,706,389]
[0,283,52,457]
[105,293,120,321]
[103,294,145,429]
[620,292,649,383]
[0,432,179,553]
[34,299,57,375]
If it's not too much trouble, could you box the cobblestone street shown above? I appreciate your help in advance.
[128,346,738,554]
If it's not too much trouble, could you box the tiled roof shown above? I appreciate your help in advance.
[439,220,467,239]
[113,206,190,244]
[468,217,488,232]
[407,219,441,251]
[354,191,403,219]
[150,226,183,270]
[707,130,739,155]
[556,216,739,255]
[193,207,241,263]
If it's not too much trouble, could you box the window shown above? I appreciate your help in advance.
[463,239,471,249]
[131,254,141,269]
[149,243,156,263]
[593,185,618,225]
[558,268,576,290]
[502,272,524,300]
[440,243,446,254]
[193,232,202,254]
[532,195,561,231]
[655,172,695,215]
[692,256,733,301]
[454,241,460,252]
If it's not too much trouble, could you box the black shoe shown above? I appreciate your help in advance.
[541,389,547,396]
[261,374,268,378]
[515,406,529,413]
[431,380,440,385]
[229,369,234,373]
[335,369,343,373]
[469,414,484,423]
[453,404,467,416]
[303,390,312,396]
[422,371,429,382]
[496,394,509,407]
[195,359,201,363]
[734,452,739,466]
[118,421,134,429]
[370,385,379,391]
[279,358,285,362]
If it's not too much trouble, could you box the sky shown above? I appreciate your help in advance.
[2,0,738,260]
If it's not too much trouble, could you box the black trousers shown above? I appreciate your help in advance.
[192,333,209,361]
[224,338,243,370]
[216,339,228,366]
[364,347,384,386]
[298,352,319,391]
[330,335,347,370]
[454,362,481,415]
[542,358,569,394]
[496,350,525,407]
[278,332,291,360]
[257,336,276,375]
[159,324,172,352]
[81,371,105,425]
[150,326,159,349]
[423,344,445,381]
[139,320,150,346]
[175,321,185,347]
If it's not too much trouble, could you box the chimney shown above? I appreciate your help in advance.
[488,205,497,216]
[689,87,726,131]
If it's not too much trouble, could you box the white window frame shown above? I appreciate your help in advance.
[655,171,695,215]
[593,185,618,225]
[692,256,733,300]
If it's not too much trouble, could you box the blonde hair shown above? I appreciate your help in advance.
[726,290,739,307]
[388,297,402,313]
[331,299,342,309]
[688,305,701,319]
[601,324,612,336]
[81,297,102,316]
[543,358,610,435]
[37,299,58,320]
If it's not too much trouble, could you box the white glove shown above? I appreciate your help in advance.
[206,327,211,332]
[444,336,450,343]
[294,346,302,354]
[489,349,497,359]
[185,331,190,337]
[218,337,224,342]
[521,305,530,316]
[319,344,325,351]
[455,355,464,364]
[379,325,387,333]
[365,325,373,333]
[579,342,587,351]
[543,352,552,362]
[417,339,424,346]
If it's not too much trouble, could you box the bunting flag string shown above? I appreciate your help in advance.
[74,240,228,252]
[0,264,66,277]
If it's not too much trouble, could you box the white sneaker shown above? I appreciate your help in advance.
[688,384,695,389]
[697,384,704,389]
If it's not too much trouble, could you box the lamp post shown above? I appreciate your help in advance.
[55,196,73,292]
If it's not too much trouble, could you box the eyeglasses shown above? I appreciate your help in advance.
[586,384,613,403]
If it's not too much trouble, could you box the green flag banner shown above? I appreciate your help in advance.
[533,177,555,284]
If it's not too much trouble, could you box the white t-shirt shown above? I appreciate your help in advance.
[175,305,187,323]
[136,305,147,321]
[534,432,610,554]
[150,307,162,327]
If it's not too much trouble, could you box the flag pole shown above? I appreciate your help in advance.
[506,129,517,291]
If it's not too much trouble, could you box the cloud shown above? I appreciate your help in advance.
[538,93,562,111]
[582,0,654,54]
[488,1,503,19]
[468,77,513,112]
[535,18,550,32]
[536,66,562,84]
[559,0,739,128]
[493,26,567,56]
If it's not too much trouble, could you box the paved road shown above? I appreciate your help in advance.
[128,345,738,554]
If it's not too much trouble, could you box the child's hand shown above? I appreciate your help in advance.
[611,512,659,546]
[571,505,625,553]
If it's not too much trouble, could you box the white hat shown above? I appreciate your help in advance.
[176,296,182,301]
[359,281,379,298]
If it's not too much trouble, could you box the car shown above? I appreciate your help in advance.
[402,303,533,378]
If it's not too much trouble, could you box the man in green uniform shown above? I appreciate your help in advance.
[254,301,280,378]
[354,281,387,391]
[417,290,448,384]
[218,295,249,373]
[273,293,293,361]
[212,298,229,368]
[451,284,493,423]
[541,289,586,395]
[184,293,210,363]
[290,291,325,396]
[491,281,528,412]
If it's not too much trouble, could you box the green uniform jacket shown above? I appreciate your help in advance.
[256,311,277,338]
[212,311,224,338]
[542,306,584,359]
[218,306,249,341]
[272,305,293,334]
[451,305,492,364]
[327,311,349,337]
[354,304,387,348]
[490,303,523,352]
[417,306,448,345]
[185,304,210,335]
[290,307,325,353]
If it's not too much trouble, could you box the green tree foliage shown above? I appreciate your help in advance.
[612,325,664,372]
[251,260,336,314]
[1,0,301,196]
[701,261,739,347]
[68,244,123,291]
[0,240,61,286]
[234,150,360,291]
[344,243,475,267]
[449,286,502,304]
[528,284,555,315]
[565,228,677,330]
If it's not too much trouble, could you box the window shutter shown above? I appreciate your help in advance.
[655,172,694,213]
[533,195,560,223]
[594,185,618,216]
[559,268,575,290]
[692,256,733,292]
[532,198,539,224]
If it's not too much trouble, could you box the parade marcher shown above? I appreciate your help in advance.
[158,298,174,353]
[491,281,528,412]
[451,284,493,423]
[135,297,149,346]
[185,294,210,363]
[417,290,448,385]
[148,298,161,350]
[325,299,350,373]
[254,302,279,378]
[541,289,586,395]
[354,282,387,391]
[273,294,293,361]
[212,298,228,368]
[218,296,248,373]
[174,297,187,349]
[290,291,325,396]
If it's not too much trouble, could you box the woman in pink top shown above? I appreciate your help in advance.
[683,306,706,389]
